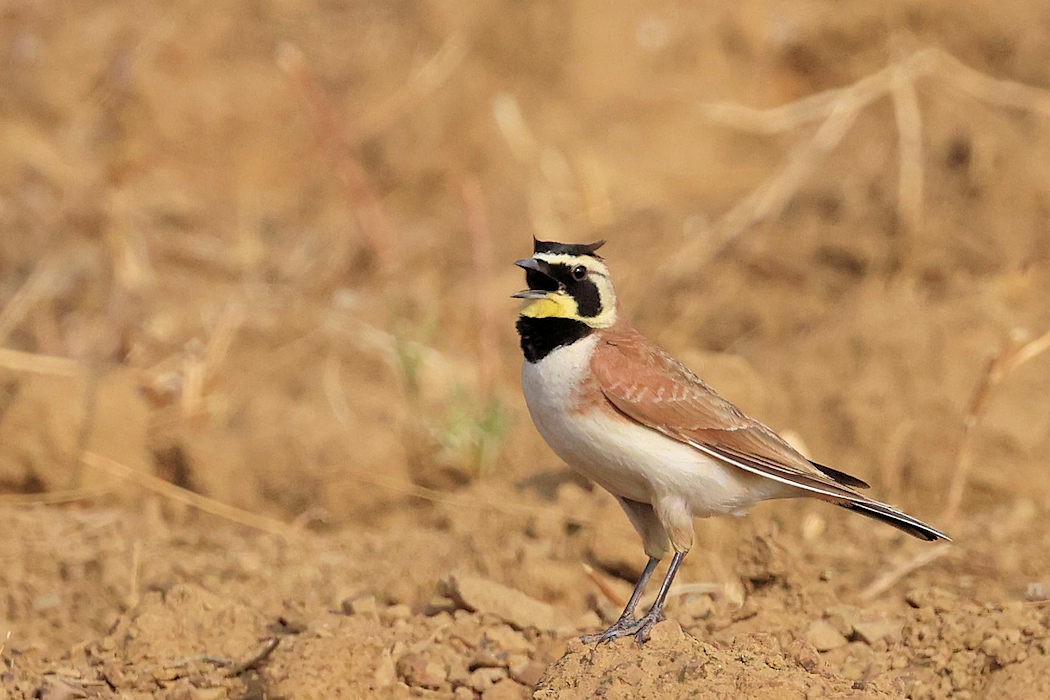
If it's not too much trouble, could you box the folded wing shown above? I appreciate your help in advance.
[591,325,949,541]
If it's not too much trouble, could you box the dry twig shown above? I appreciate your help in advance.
[582,563,626,608]
[0,347,84,378]
[0,260,63,347]
[277,43,396,270]
[462,177,500,398]
[859,544,952,601]
[0,488,111,505]
[680,48,1050,277]
[81,451,295,538]
[225,637,280,677]
[942,329,1050,522]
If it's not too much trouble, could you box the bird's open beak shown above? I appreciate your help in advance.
[511,289,551,299]
[512,258,559,299]
[514,258,550,274]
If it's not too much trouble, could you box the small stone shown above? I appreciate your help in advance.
[453,686,475,700]
[482,625,533,654]
[509,659,546,687]
[471,647,504,668]
[646,619,685,644]
[372,650,397,688]
[382,603,412,621]
[787,638,822,673]
[805,619,848,652]
[468,666,507,692]
[1024,582,1049,602]
[423,596,458,615]
[677,594,715,621]
[853,620,902,645]
[904,586,957,611]
[441,574,561,631]
[573,610,602,631]
[821,604,861,637]
[342,594,378,618]
[483,679,528,699]
[396,653,447,690]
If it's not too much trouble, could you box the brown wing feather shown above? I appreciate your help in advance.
[591,324,865,502]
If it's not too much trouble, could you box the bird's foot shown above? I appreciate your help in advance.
[631,607,665,644]
[581,608,665,645]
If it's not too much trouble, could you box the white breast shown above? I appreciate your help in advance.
[521,337,784,517]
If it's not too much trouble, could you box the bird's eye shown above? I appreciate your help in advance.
[571,265,587,281]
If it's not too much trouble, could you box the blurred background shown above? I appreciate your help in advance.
[2,1,1050,695]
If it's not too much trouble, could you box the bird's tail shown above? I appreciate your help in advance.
[838,501,951,542]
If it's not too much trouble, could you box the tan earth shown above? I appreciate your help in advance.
[3,1,1050,698]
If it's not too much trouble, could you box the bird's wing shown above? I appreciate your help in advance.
[590,325,868,501]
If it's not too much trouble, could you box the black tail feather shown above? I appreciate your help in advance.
[810,460,870,489]
[839,501,951,542]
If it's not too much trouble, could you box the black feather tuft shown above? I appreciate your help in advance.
[533,238,606,258]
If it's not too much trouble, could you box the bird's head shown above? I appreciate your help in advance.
[513,239,618,328]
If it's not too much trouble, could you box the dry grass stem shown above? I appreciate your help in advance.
[943,328,1050,521]
[715,97,863,245]
[352,34,468,141]
[462,177,500,397]
[126,539,142,610]
[277,42,397,270]
[639,581,723,611]
[682,48,1050,279]
[0,260,62,346]
[0,347,85,378]
[0,488,111,505]
[582,563,626,608]
[859,544,952,601]
[892,63,924,235]
[202,303,245,382]
[880,420,914,501]
[325,465,633,536]
[937,50,1050,117]
[81,451,295,538]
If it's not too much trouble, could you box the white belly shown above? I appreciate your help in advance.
[521,338,783,517]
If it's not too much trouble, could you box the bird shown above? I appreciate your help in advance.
[513,238,950,644]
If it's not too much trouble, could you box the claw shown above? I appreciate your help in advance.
[580,616,644,644]
[581,607,665,644]
[631,608,665,644]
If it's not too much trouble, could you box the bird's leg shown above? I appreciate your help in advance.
[632,550,686,643]
[581,556,660,643]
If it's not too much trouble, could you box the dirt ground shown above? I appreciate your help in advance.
[3,1,1050,698]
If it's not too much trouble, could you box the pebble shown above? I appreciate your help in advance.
[805,619,848,652]
[853,619,902,645]
[341,594,378,618]
[483,679,529,699]
[442,573,561,631]
[786,638,822,673]
[396,653,447,690]
[483,625,534,654]
[468,666,508,692]
[509,658,546,687]
[381,603,412,621]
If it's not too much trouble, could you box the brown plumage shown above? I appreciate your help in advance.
[590,321,943,540]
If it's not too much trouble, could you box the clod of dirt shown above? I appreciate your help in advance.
[441,573,564,631]
[806,619,849,651]
[852,619,903,645]
[396,652,447,690]
[536,620,895,698]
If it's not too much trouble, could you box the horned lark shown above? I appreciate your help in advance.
[514,239,949,643]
